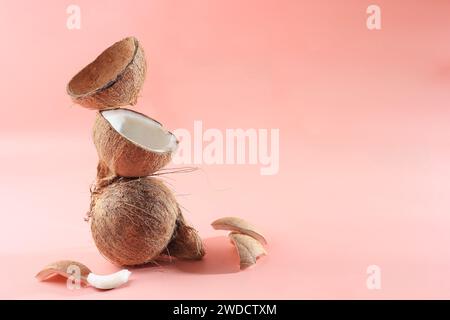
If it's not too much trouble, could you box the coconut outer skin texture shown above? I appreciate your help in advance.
[67,37,146,110]
[90,177,179,266]
[165,212,205,260]
[93,110,175,178]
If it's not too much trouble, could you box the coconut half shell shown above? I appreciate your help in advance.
[67,37,146,110]
[93,108,178,178]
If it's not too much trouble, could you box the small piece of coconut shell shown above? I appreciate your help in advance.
[211,217,267,245]
[67,36,146,110]
[35,260,91,285]
[229,233,267,270]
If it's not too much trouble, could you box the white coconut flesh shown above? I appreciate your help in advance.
[101,109,178,153]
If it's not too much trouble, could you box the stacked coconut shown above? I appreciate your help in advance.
[67,37,205,266]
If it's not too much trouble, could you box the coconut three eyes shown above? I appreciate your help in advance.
[90,177,204,266]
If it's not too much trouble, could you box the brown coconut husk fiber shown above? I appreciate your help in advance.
[93,109,177,179]
[89,177,205,266]
[165,211,205,260]
[67,37,146,110]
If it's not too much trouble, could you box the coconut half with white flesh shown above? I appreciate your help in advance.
[93,108,178,179]
[67,37,146,110]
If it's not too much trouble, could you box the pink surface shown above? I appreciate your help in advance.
[1,0,450,299]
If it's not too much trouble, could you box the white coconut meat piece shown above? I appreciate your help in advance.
[101,109,178,153]
[93,108,178,178]
[87,270,132,290]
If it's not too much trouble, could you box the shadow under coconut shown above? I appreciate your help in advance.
[173,236,240,275]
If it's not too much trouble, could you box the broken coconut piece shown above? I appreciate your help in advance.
[93,108,178,178]
[229,233,267,270]
[67,37,146,110]
[211,216,267,245]
[90,177,204,266]
[35,260,91,286]
[35,260,131,289]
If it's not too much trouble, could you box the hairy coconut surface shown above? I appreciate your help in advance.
[90,177,179,266]
[93,109,178,178]
[164,212,205,260]
[67,37,146,109]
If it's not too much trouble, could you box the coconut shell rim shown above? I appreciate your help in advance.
[99,108,179,155]
[66,36,141,101]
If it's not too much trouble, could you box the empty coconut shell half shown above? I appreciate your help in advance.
[93,108,178,179]
[67,36,146,110]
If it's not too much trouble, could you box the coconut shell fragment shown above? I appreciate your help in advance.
[35,260,91,285]
[164,212,205,260]
[229,233,267,270]
[67,37,146,110]
[212,216,267,245]
[93,109,178,178]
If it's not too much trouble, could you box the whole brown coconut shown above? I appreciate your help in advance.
[67,37,146,110]
[93,109,178,179]
[90,177,204,266]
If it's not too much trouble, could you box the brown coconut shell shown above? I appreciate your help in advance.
[229,233,267,270]
[93,109,177,179]
[90,177,179,266]
[67,37,146,110]
[164,211,205,260]
[35,260,91,285]
[211,216,267,245]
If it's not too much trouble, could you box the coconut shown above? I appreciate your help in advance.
[93,108,178,179]
[67,37,146,110]
[90,177,204,266]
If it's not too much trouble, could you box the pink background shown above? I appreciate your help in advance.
[1,0,450,299]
